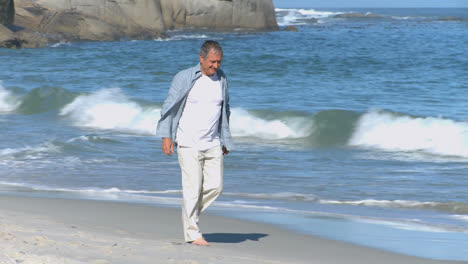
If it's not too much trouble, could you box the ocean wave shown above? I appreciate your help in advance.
[0,85,79,115]
[211,190,468,215]
[60,88,159,135]
[0,182,182,203]
[357,218,463,233]
[49,41,72,48]
[275,8,342,26]
[450,215,468,222]
[154,33,222,42]
[0,181,465,233]
[0,141,61,158]
[274,8,454,26]
[221,191,468,215]
[349,109,468,158]
[66,135,122,144]
[17,86,78,114]
[0,137,119,164]
[230,108,313,140]
[223,191,318,202]
[59,88,316,140]
[7,181,463,215]
[320,199,468,215]
[0,82,21,113]
[7,84,468,159]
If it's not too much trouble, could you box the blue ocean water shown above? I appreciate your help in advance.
[1,8,468,261]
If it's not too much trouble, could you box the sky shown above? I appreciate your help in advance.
[273,0,468,8]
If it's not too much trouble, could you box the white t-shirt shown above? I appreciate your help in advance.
[176,73,223,151]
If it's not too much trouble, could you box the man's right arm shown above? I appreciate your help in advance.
[157,69,191,155]
[156,71,185,139]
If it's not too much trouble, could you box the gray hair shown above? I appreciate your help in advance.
[200,40,223,59]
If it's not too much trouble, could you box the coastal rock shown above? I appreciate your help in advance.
[18,0,166,41]
[160,0,278,31]
[334,12,382,19]
[0,0,14,26]
[6,0,278,48]
[0,23,14,41]
[0,24,26,49]
[283,25,299,32]
[0,24,48,48]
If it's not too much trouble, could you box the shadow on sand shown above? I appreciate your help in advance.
[204,233,268,243]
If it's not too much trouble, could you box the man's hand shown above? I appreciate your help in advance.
[222,146,229,155]
[162,138,174,156]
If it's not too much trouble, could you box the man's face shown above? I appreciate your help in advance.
[200,50,222,76]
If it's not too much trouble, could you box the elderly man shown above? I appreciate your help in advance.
[156,40,232,246]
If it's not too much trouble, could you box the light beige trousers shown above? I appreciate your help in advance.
[177,145,223,242]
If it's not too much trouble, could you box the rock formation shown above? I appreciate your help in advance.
[1,0,278,48]
[283,25,298,32]
[160,0,278,31]
[0,0,14,26]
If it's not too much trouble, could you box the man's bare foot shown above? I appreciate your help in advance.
[191,237,210,246]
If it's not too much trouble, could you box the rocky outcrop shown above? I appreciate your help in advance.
[160,0,278,31]
[1,0,49,49]
[4,0,278,48]
[283,25,298,32]
[0,24,48,48]
[14,0,167,42]
[0,0,14,25]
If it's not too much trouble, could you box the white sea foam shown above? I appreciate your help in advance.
[450,215,468,222]
[0,181,464,233]
[66,135,121,144]
[60,88,159,135]
[320,199,439,208]
[275,8,343,26]
[154,34,219,42]
[50,41,71,48]
[230,108,312,140]
[0,82,20,112]
[320,198,468,215]
[0,182,180,195]
[276,8,341,18]
[67,135,107,142]
[58,91,311,140]
[223,191,318,201]
[357,218,452,233]
[391,16,411,20]
[0,142,60,157]
[349,109,468,158]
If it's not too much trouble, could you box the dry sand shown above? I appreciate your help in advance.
[0,195,463,264]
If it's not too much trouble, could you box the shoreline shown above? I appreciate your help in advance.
[0,194,462,264]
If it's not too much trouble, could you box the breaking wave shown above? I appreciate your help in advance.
[60,88,160,135]
[3,85,468,159]
[0,141,61,158]
[349,109,468,158]
[154,32,223,42]
[275,8,343,25]
[0,82,21,112]
[320,199,468,215]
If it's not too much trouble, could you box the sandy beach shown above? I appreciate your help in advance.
[0,195,462,264]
